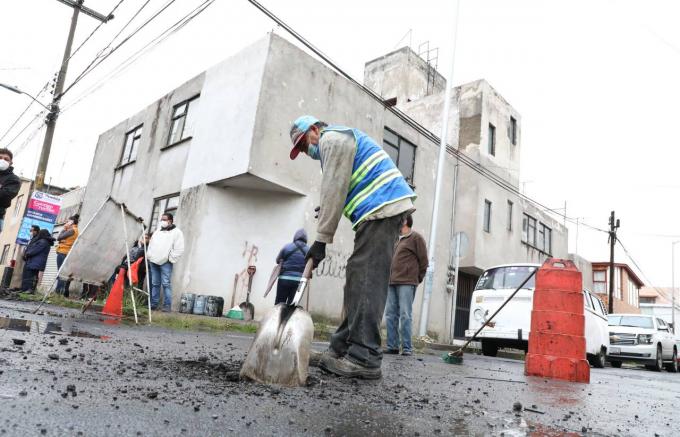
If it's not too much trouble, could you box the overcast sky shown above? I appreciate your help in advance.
[1,0,679,287]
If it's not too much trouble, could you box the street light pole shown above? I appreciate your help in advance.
[0,83,51,111]
[34,0,112,192]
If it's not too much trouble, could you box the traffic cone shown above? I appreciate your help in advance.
[129,257,143,286]
[102,267,125,318]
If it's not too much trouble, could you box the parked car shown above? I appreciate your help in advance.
[465,264,610,367]
[607,314,678,372]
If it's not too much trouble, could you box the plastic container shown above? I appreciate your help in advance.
[225,306,244,320]
[192,295,207,315]
[179,293,196,314]
[204,296,224,317]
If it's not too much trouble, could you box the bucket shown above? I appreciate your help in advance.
[225,306,244,320]
[205,296,224,317]
[180,293,196,314]
[193,295,207,315]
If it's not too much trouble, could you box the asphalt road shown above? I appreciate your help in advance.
[0,299,678,436]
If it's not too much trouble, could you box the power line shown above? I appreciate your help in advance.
[62,0,215,113]
[4,110,47,152]
[245,0,608,237]
[0,81,50,145]
[60,0,177,98]
[66,0,127,62]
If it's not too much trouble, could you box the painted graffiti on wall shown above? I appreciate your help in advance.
[230,241,259,306]
[315,248,350,279]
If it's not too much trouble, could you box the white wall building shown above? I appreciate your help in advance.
[79,34,569,341]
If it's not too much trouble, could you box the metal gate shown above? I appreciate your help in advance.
[454,272,478,339]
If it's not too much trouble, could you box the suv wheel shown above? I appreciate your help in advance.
[592,347,606,369]
[481,341,499,357]
[610,360,622,368]
[665,348,678,373]
[650,345,663,372]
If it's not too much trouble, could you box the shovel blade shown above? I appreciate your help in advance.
[240,304,314,387]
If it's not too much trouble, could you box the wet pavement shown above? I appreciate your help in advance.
[0,299,678,436]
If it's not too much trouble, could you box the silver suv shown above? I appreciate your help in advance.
[607,314,678,372]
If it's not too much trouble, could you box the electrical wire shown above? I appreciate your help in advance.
[617,238,679,310]
[61,0,215,113]
[4,110,47,152]
[60,0,177,99]
[245,0,608,236]
[0,81,50,145]
[66,0,128,62]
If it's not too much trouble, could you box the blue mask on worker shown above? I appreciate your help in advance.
[307,144,321,161]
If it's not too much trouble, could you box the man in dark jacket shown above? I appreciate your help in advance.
[22,228,55,292]
[384,214,428,356]
[274,229,309,304]
[0,148,21,232]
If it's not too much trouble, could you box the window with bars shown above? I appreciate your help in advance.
[383,127,416,185]
[168,95,200,146]
[13,194,23,218]
[120,125,143,165]
[522,213,537,246]
[538,223,552,254]
[150,195,180,230]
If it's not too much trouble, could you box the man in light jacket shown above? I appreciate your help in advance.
[147,213,184,311]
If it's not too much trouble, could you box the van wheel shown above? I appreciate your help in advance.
[665,348,678,373]
[481,341,499,357]
[592,347,606,369]
[610,361,622,368]
[650,345,663,372]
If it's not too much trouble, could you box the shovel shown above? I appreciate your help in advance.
[240,259,315,387]
[239,266,256,321]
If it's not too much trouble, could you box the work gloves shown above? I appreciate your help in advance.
[306,241,326,268]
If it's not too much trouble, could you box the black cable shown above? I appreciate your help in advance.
[4,110,47,151]
[61,0,214,112]
[66,0,128,62]
[60,0,176,98]
[0,81,50,145]
[245,0,608,235]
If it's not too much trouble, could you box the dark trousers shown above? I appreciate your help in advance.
[329,215,402,368]
[275,278,300,305]
[21,268,40,292]
[56,253,70,297]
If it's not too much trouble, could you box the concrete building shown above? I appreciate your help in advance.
[78,34,568,341]
[639,286,678,329]
[591,262,643,314]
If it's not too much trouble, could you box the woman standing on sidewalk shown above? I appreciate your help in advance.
[22,228,55,292]
[55,214,79,297]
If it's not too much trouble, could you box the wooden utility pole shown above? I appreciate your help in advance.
[34,0,112,191]
[608,211,620,314]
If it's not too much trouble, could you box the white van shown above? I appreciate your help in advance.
[465,263,610,367]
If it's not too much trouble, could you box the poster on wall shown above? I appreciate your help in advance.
[16,191,62,245]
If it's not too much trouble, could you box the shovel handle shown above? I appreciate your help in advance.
[302,258,314,280]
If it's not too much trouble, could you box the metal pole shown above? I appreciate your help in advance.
[140,222,152,323]
[120,205,138,324]
[449,231,461,343]
[608,211,619,314]
[418,0,461,337]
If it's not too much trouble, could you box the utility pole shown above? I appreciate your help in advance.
[608,211,620,314]
[672,240,679,333]
[34,0,112,191]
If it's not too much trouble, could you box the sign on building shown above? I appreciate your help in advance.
[16,191,62,245]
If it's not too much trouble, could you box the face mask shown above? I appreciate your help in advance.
[0,160,10,171]
[160,220,169,229]
[307,144,321,161]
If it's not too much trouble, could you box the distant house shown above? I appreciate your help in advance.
[591,262,644,314]
[639,286,678,329]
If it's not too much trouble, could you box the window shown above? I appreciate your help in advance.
[507,200,513,231]
[120,125,143,165]
[538,223,552,254]
[639,297,655,304]
[628,281,639,307]
[522,213,537,246]
[0,244,10,265]
[168,95,200,146]
[510,116,517,145]
[593,271,606,293]
[488,123,496,156]
[150,194,180,230]
[383,127,416,185]
[13,194,23,218]
[614,267,621,299]
[483,200,492,233]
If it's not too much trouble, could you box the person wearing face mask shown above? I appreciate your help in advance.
[55,214,80,297]
[0,148,21,233]
[22,227,55,292]
[288,115,416,379]
[146,213,184,311]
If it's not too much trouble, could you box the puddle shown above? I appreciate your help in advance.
[0,317,110,340]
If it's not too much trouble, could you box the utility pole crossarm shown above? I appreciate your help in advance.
[55,0,113,22]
